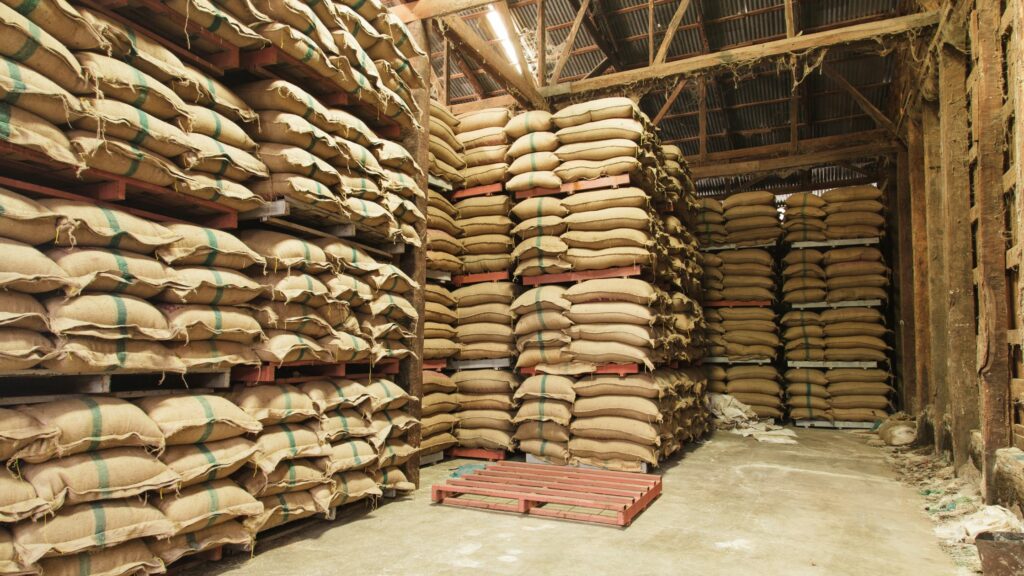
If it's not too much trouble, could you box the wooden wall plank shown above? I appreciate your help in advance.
[923,101,948,452]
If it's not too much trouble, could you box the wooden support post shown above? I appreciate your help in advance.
[975,0,1011,501]
[400,19,431,486]
[789,57,800,150]
[536,0,546,86]
[894,144,918,413]
[940,43,979,468]
[698,76,708,159]
[648,0,655,65]
[551,0,590,83]
[923,102,949,454]
[442,37,450,106]
[908,117,931,417]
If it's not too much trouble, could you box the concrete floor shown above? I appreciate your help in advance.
[182,429,962,576]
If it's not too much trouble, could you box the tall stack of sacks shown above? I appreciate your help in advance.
[822,185,885,240]
[510,195,570,278]
[426,187,463,277]
[504,110,562,197]
[423,284,459,361]
[452,370,519,453]
[826,368,893,422]
[364,377,419,495]
[456,108,511,190]
[419,371,459,456]
[821,307,890,364]
[156,224,268,370]
[721,192,781,247]
[782,192,827,243]
[552,98,649,189]
[301,379,383,514]
[363,263,419,366]
[137,394,264,564]
[560,186,656,275]
[373,137,427,248]
[428,100,466,188]
[456,194,513,276]
[229,385,330,533]
[570,372,672,472]
[824,246,890,304]
[511,286,572,371]
[715,249,776,303]
[513,374,574,464]
[780,310,824,363]
[710,307,778,361]
[781,249,826,305]
[784,368,832,422]
[564,279,664,371]
[696,198,727,247]
[39,200,190,374]
[9,398,179,573]
[453,282,514,362]
[700,252,724,302]
[723,365,784,420]
[670,368,712,448]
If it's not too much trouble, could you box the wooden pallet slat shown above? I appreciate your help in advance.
[451,183,504,200]
[560,174,632,193]
[452,271,510,286]
[521,265,643,287]
[446,447,507,461]
[702,300,774,308]
[519,363,640,377]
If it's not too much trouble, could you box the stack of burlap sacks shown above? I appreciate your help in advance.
[821,185,885,240]
[702,248,776,304]
[720,192,782,246]
[456,108,511,191]
[453,282,514,363]
[420,371,459,456]
[429,101,466,188]
[782,192,827,243]
[453,370,520,453]
[696,199,727,247]
[785,365,893,423]
[0,387,395,574]
[0,0,426,245]
[426,102,465,278]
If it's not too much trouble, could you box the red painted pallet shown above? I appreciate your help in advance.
[513,186,562,200]
[451,183,503,200]
[422,359,448,371]
[519,363,640,377]
[702,300,774,308]
[446,448,507,461]
[521,265,642,286]
[453,271,510,286]
[560,174,632,194]
[431,461,662,527]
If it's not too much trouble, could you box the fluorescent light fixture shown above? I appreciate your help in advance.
[486,6,522,74]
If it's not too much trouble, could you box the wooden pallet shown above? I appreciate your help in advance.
[448,357,513,370]
[512,186,562,200]
[422,359,449,371]
[789,299,885,309]
[702,357,774,365]
[453,271,509,286]
[426,269,453,283]
[560,174,632,194]
[520,265,643,287]
[431,461,662,527]
[445,447,507,461]
[451,183,503,200]
[519,363,640,377]
[0,370,229,404]
[702,300,774,308]
[232,359,400,385]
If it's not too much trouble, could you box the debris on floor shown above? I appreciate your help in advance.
[877,412,918,446]
[934,506,1024,543]
[706,393,798,444]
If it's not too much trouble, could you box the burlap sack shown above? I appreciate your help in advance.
[574,374,660,398]
[0,473,49,523]
[0,54,82,126]
[244,489,321,533]
[45,293,172,340]
[721,191,774,210]
[454,427,512,451]
[44,336,184,373]
[44,199,180,254]
[570,416,658,446]
[38,540,163,576]
[555,157,640,182]
[821,185,882,203]
[149,519,252,565]
[1,103,81,166]
[0,187,61,246]
[160,437,256,489]
[72,130,187,185]
[569,437,656,467]
[22,446,180,512]
[508,151,560,176]
[157,224,264,270]
[317,408,373,442]
[457,322,513,345]
[316,440,377,476]
[13,499,174,564]
[565,247,650,271]
[507,131,559,159]
[825,199,884,214]
[19,396,164,461]
[556,139,640,163]
[299,379,371,415]
[510,286,570,316]
[239,230,331,272]
[163,0,266,50]
[573,395,660,421]
[0,3,90,94]
[514,310,572,335]
[46,247,175,299]
[237,458,331,497]
[566,302,653,326]
[77,52,191,120]
[252,423,325,475]
[158,266,263,306]
[552,97,639,129]
[564,207,648,232]
[458,409,514,432]
[0,239,71,293]
[514,420,570,442]
[258,143,342,187]
[255,330,334,364]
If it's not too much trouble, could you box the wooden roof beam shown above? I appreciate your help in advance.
[551,0,590,83]
[690,142,897,179]
[541,11,939,97]
[391,0,498,22]
[822,62,898,136]
[653,78,688,125]
[493,0,536,93]
[653,0,692,65]
[440,13,548,109]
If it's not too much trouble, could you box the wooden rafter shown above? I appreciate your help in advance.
[690,141,897,178]
[648,0,655,65]
[453,51,485,98]
[542,11,939,96]
[684,129,890,164]
[822,62,897,135]
[536,0,546,86]
[391,0,498,22]
[654,78,688,125]
[551,0,591,83]
[440,13,547,109]
[585,57,612,78]
[442,38,451,105]
[697,76,708,158]
[494,1,536,93]
[583,0,626,72]
[654,0,692,65]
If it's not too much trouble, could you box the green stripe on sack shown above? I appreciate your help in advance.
[300,41,315,63]
[108,249,135,293]
[337,411,350,435]
[124,28,139,64]
[2,60,25,106]
[129,68,150,109]
[197,442,219,482]
[13,0,40,16]
[0,103,12,140]
[128,108,151,146]
[287,461,297,486]
[348,441,361,465]
[203,483,221,528]
[294,334,308,361]
[212,141,231,178]
[277,494,290,523]
[201,228,220,266]
[99,208,124,249]
[279,384,294,418]
[89,452,111,498]
[207,13,224,32]
[89,502,108,547]
[208,267,225,305]
[280,423,298,456]
[10,23,42,63]
[338,473,350,504]
[209,110,223,139]
[78,552,91,576]
[124,144,144,178]
[185,532,199,551]
[195,396,216,443]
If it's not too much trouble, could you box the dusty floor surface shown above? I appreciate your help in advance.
[180,429,964,576]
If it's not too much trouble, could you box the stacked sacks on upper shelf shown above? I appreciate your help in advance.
[822,185,885,240]
[364,377,419,495]
[707,249,776,303]
[456,193,513,276]
[452,370,519,453]
[826,368,893,422]
[821,307,890,364]
[426,186,464,277]
[428,100,466,188]
[137,394,264,564]
[301,378,383,513]
[782,192,827,243]
[511,286,572,371]
[8,398,180,574]
[419,371,459,456]
[781,249,826,305]
[560,186,659,275]
[785,368,832,422]
[696,198,727,247]
[824,246,890,304]
[453,282,514,362]
[722,365,784,420]
[504,109,561,196]
[423,283,459,361]
[721,191,782,247]
[513,374,574,464]
[509,194,570,278]
[374,137,427,248]
[704,307,779,362]
[230,385,331,533]
[456,107,511,189]
[780,309,824,363]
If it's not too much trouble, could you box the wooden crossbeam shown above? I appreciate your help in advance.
[442,38,451,105]
[391,0,498,22]
[689,142,897,179]
[494,1,536,93]
[697,76,708,158]
[585,57,612,79]
[551,0,591,83]
[542,11,939,96]
[654,78,688,125]
[452,51,485,98]
[654,0,692,65]
[440,13,547,109]
[822,62,897,135]
[684,129,889,164]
